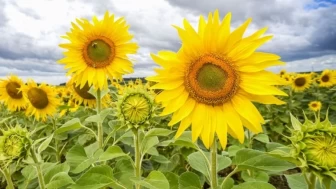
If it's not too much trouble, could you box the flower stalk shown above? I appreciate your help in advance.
[210,140,218,188]
[96,89,103,148]
[30,148,46,189]
[1,167,15,189]
[133,128,141,189]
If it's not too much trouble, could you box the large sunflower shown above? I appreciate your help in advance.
[21,80,60,121]
[58,11,138,90]
[0,75,27,111]
[318,69,336,87]
[292,74,312,92]
[146,10,287,149]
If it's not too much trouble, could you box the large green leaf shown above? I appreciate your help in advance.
[241,170,269,182]
[163,172,179,189]
[134,171,169,189]
[232,181,276,189]
[45,172,74,189]
[99,146,126,161]
[233,149,295,172]
[179,172,202,189]
[145,128,174,138]
[71,165,121,189]
[285,174,308,189]
[38,133,54,154]
[113,158,135,189]
[141,136,159,155]
[55,118,83,134]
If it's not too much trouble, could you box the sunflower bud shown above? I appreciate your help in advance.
[117,86,155,129]
[289,113,336,181]
[0,126,31,160]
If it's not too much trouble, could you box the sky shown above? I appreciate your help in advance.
[0,0,335,85]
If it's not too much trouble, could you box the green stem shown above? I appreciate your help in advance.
[1,167,15,189]
[133,128,141,189]
[308,174,316,189]
[221,167,239,188]
[210,141,218,189]
[96,89,103,148]
[30,148,46,189]
[52,118,60,162]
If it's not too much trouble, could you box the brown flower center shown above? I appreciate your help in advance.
[184,54,239,106]
[294,77,306,87]
[27,88,49,109]
[321,75,330,82]
[83,37,115,68]
[73,83,96,100]
[6,82,22,99]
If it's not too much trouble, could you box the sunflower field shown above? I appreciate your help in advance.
[1,10,336,189]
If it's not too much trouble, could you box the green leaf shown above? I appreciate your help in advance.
[233,149,295,172]
[46,172,74,189]
[99,146,126,161]
[44,163,70,184]
[254,134,269,143]
[151,155,170,164]
[134,171,169,189]
[145,128,174,138]
[228,145,243,157]
[241,170,269,182]
[66,144,101,174]
[71,165,119,189]
[38,133,54,154]
[179,172,202,189]
[113,158,135,189]
[21,165,37,188]
[232,181,276,189]
[55,118,83,134]
[141,136,159,155]
[85,108,112,123]
[163,172,179,189]
[290,113,302,130]
[187,152,210,179]
[221,177,234,189]
[285,174,308,189]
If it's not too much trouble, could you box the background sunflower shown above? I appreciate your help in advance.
[59,11,138,90]
[21,80,60,121]
[309,101,322,112]
[292,74,312,92]
[0,75,27,112]
[318,69,336,87]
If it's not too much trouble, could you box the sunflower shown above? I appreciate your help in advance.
[21,80,60,121]
[308,101,322,112]
[68,77,111,108]
[0,75,27,111]
[291,74,312,92]
[318,69,336,87]
[146,10,287,149]
[58,11,138,90]
[282,74,293,84]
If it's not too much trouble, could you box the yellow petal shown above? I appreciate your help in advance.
[175,115,192,138]
[168,98,196,126]
[155,86,185,103]
[191,103,206,142]
[160,91,189,116]
[222,102,245,143]
[214,106,228,149]
[150,79,184,90]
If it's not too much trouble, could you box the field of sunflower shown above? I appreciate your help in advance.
[1,10,336,189]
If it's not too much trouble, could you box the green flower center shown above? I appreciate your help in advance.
[6,82,22,99]
[304,135,336,168]
[83,37,115,68]
[73,83,96,100]
[294,77,306,87]
[197,63,227,91]
[4,134,24,158]
[27,88,49,109]
[321,75,330,82]
[121,93,151,125]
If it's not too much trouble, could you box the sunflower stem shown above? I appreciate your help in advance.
[210,140,218,189]
[133,128,142,189]
[96,89,103,149]
[221,167,239,188]
[308,173,316,189]
[1,167,15,189]
[30,148,46,189]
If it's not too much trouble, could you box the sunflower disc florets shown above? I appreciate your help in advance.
[289,114,336,181]
[117,86,155,129]
[0,126,31,161]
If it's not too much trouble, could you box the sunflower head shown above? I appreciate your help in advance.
[309,101,322,112]
[0,126,31,161]
[0,75,27,111]
[318,69,336,88]
[279,69,286,77]
[59,11,138,90]
[147,10,287,149]
[21,80,60,121]
[289,114,336,181]
[117,86,155,129]
[292,74,312,92]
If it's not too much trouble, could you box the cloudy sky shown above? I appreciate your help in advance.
[0,0,335,85]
